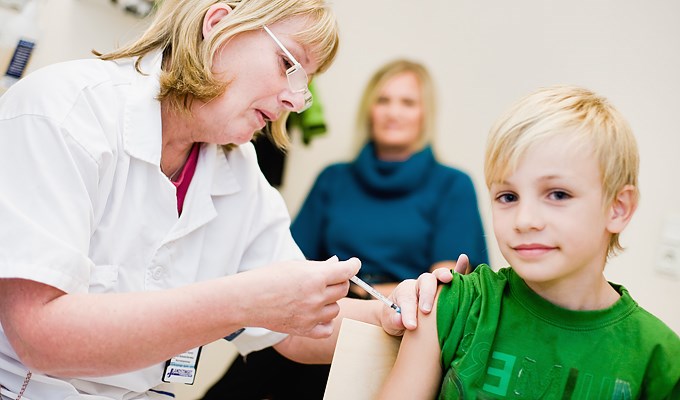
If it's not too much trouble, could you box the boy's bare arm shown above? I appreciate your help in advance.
[377,286,443,399]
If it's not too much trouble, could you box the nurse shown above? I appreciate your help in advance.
[0,0,455,398]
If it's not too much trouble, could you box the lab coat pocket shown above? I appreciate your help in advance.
[88,264,120,293]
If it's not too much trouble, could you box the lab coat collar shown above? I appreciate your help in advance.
[211,145,242,196]
[122,49,164,167]
[162,144,241,243]
[121,50,240,198]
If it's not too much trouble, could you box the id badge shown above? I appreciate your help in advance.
[162,346,202,385]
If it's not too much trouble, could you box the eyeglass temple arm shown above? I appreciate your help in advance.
[263,25,301,67]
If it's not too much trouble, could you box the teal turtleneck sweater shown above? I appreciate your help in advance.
[291,143,488,283]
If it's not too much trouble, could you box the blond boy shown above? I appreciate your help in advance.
[379,85,680,399]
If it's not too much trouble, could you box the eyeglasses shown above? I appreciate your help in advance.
[263,25,313,113]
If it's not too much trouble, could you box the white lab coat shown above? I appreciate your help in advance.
[0,51,299,399]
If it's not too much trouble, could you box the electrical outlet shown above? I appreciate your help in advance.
[656,215,680,278]
[655,243,680,277]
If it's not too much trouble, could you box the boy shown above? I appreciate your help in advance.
[378,85,680,399]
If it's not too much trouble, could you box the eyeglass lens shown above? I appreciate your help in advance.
[286,67,309,93]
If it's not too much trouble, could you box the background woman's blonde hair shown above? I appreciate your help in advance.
[484,84,640,256]
[353,59,436,154]
[96,0,339,150]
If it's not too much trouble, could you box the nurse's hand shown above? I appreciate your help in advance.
[381,254,470,336]
[244,256,360,339]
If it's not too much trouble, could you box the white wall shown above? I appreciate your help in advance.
[281,0,680,335]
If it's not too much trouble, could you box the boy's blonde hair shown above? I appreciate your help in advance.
[354,59,436,154]
[96,0,339,149]
[484,85,639,255]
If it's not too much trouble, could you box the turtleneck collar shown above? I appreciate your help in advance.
[351,142,435,196]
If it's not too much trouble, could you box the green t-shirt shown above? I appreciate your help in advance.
[437,265,680,399]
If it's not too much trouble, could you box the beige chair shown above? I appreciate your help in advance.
[323,319,401,400]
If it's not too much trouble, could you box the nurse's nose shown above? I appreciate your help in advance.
[280,89,311,113]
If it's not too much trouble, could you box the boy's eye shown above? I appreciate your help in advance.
[496,193,517,204]
[549,190,571,201]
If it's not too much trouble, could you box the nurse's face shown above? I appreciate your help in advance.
[190,16,319,146]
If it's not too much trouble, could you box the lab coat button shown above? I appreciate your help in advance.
[151,266,164,280]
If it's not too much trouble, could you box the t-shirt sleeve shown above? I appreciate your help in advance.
[436,266,506,370]
[437,271,478,368]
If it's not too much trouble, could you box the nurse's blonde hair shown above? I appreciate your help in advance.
[484,84,639,256]
[96,0,339,149]
[353,59,436,154]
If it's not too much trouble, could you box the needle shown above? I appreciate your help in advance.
[350,275,401,313]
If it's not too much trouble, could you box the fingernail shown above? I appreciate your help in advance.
[406,319,417,328]
[422,303,432,312]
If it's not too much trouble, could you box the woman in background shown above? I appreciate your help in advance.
[293,59,487,295]
[207,59,486,399]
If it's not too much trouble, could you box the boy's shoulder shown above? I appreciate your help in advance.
[619,286,680,346]
[437,265,510,316]
[443,264,511,288]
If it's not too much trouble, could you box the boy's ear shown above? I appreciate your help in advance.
[203,3,233,39]
[606,185,638,234]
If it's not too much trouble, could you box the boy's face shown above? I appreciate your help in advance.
[490,135,617,298]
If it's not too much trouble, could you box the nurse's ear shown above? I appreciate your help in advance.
[202,3,233,39]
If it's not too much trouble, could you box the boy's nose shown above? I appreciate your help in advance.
[514,201,544,232]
